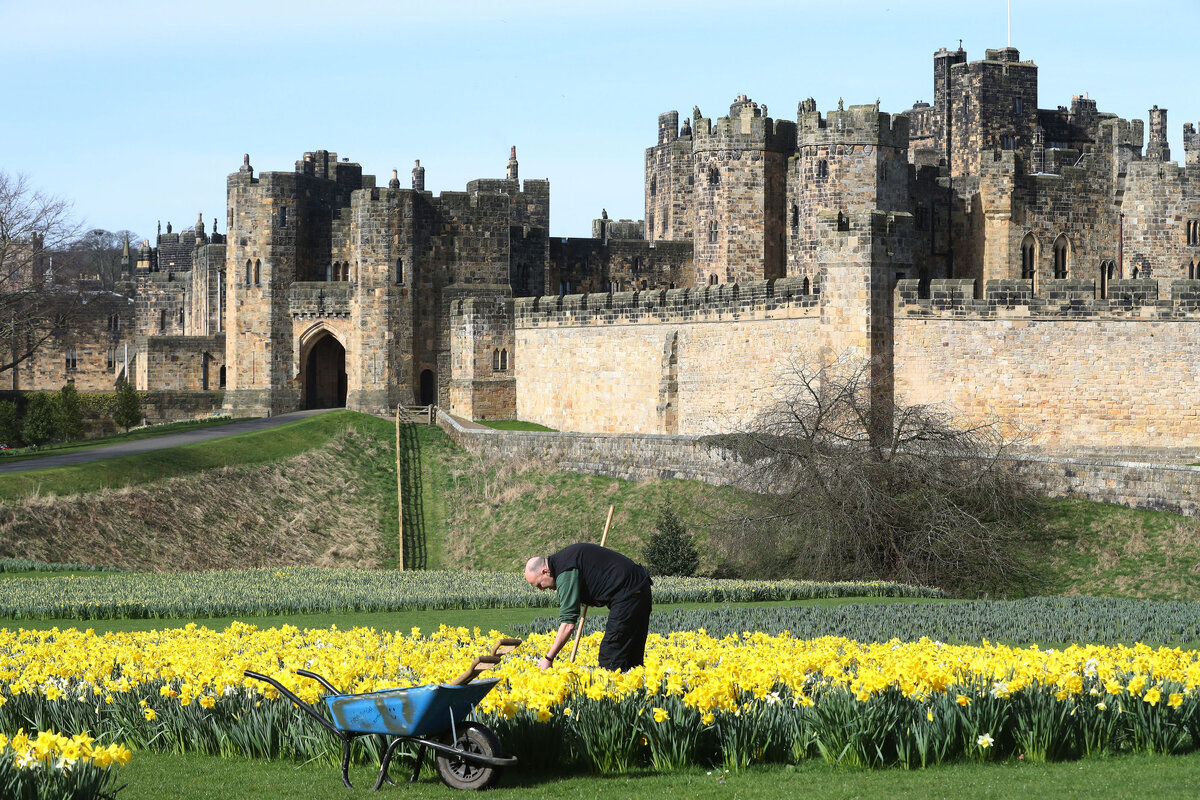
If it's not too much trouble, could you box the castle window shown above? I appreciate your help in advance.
[708,273,718,285]
[650,177,657,197]
[279,207,287,228]
[791,204,799,228]
[1014,98,1023,114]
[106,348,115,370]
[817,160,829,180]
[219,365,226,388]
[254,259,261,286]
[708,167,720,186]
[1001,135,1015,150]
[802,276,811,295]
[65,348,77,371]
[1021,234,1037,280]
[708,220,718,243]
[396,259,403,283]
[642,279,648,290]
[500,349,508,370]
[159,309,167,331]
[1053,235,1069,279]
[245,259,252,285]
[179,307,185,328]
[1188,220,1199,246]
[493,349,500,371]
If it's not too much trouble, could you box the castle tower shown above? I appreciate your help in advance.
[645,110,694,242]
[947,48,1039,178]
[1147,106,1170,161]
[691,96,796,284]
[412,159,425,191]
[506,147,518,182]
[789,104,912,282]
[389,170,401,190]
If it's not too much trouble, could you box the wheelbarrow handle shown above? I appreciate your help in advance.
[243,670,345,740]
[295,669,343,695]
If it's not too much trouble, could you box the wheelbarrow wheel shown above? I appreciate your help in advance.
[435,722,504,790]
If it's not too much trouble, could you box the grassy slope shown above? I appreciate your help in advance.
[2,409,1199,598]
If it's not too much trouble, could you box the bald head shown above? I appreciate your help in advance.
[524,556,554,591]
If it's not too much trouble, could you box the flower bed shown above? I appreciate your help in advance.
[0,623,1196,771]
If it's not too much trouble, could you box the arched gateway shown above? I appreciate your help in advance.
[304,333,347,409]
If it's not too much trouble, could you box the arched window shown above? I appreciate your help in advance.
[254,259,261,286]
[817,160,829,180]
[245,259,252,285]
[708,273,718,285]
[1053,235,1069,279]
[649,177,657,197]
[708,166,720,186]
[500,349,508,371]
[219,365,226,388]
[708,219,718,244]
[1188,220,1199,246]
[396,259,403,283]
[1021,234,1037,280]
[492,349,500,371]
[791,204,799,228]
[802,276,811,294]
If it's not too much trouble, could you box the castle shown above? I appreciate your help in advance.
[12,44,1200,451]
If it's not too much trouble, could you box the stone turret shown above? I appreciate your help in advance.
[506,147,518,182]
[1147,106,1170,162]
[412,159,425,191]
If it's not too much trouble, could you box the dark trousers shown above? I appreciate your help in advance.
[598,587,651,671]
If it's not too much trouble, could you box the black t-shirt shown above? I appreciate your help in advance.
[547,543,651,608]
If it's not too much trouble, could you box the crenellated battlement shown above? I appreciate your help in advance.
[692,96,797,153]
[508,276,818,328]
[896,278,1200,318]
[797,104,909,150]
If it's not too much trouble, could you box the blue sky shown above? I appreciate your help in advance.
[3,0,1198,243]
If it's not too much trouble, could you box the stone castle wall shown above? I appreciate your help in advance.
[894,278,1200,449]
[548,238,693,295]
[512,277,820,434]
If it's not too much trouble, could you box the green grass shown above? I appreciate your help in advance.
[0,416,247,462]
[113,749,1200,800]
[0,596,937,636]
[0,410,371,501]
[477,420,557,431]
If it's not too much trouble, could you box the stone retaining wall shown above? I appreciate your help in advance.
[437,411,1200,517]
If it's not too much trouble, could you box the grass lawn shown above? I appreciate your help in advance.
[0,596,946,636]
[116,749,1200,800]
[0,416,247,462]
[0,410,372,501]
[476,420,557,431]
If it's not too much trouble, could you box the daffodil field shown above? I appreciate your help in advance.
[1,621,1199,781]
[0,729,131,800]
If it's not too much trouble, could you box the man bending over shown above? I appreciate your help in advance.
[523,543,652,671]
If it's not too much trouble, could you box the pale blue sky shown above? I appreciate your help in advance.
[3,0,1197,243]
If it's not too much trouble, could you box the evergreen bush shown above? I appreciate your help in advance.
[56,383,84,441]
[0,401,20,447]
[644,505,700,577]
[21,393,56,446]
[113,379,141,432]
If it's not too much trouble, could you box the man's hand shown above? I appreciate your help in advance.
[537,657,554,671]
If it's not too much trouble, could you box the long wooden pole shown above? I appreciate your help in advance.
[568,505,614,662]
[395,404,404,572]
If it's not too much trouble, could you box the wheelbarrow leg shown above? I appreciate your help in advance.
[375,735,398,786]
[341,739,356,790]
[374,737,409,791]
[408,744,427,784]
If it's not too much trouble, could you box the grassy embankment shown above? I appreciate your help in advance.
[1,409,1197,598]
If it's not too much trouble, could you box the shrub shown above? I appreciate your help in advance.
[113,379,141,432]
[56,383,84,441]
[0,400,21,448]
[644,505,700,577]
[21,393,56,446]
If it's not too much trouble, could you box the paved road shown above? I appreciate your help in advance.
[0,409,333,474]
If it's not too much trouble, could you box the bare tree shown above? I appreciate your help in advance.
[712,353,1038,597]
[69,228,142,288]
[0,171,83,376]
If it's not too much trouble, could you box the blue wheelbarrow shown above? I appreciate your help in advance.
[244,638,521,790]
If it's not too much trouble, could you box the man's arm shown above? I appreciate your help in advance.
[538,570,581,670]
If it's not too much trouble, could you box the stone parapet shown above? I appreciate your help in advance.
[896,278,1200,319]
[288,282,352,318]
